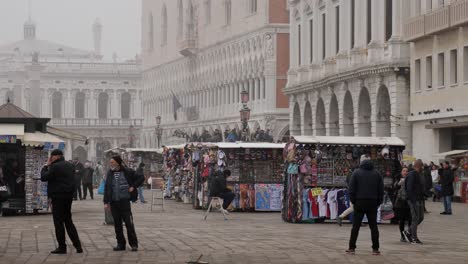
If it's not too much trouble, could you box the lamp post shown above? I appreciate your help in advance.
[155,116,163,148]
[240,88,251,141]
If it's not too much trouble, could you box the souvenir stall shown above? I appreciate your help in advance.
[162,144,196,203]
[192,142,285,212]
[104,147,164,188]
[435,150,468,203]
[281,136,405,223]
[0,102,65,216]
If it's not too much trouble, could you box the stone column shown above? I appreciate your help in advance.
[41,89,50,117]
[88,138,96,162]
[368,0,385,62]
[260,76,265,100]
[65,139,73,160]
[254,78,260,101]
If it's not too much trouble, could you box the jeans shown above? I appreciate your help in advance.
[82,183,93,199]
[51,193,81,249]
[348,200,380,250]
[218,192,236,209]
[408,200,424,240]
[73,180,82,200]
[138,186,145,203]
[443,195,452,214]
[110,199,138,248]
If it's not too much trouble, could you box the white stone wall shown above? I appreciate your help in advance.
[286,0,412,153]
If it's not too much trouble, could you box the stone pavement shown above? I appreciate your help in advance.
[0,191,467,264]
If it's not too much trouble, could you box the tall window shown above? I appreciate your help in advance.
[148,13,154,51]
[367,0,372,44]
[438,52,445,87]
[415,59,421,91]
[426,56,433,89]
[450,49,458,84]
[121,92,131,119]
[75,92,85,118]
[309,19,314,63]
[385,0,393,41]
[161,5,167,46]
[225,0,232,25]
[298,24,301,66]
[178,0,184,38]
[5,90,14,103]
[205,0,211,25]
[52,92,62,118]
[464,46,468,83]
[322,13,326,60]
[335,6,340,54]
[249,0,257,14]
[351,0,355,48]
[98,92,109,119]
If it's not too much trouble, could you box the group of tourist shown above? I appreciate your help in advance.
[343,156,456,256]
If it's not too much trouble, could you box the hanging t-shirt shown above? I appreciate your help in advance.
[318,189,329,217]
[308,190,320,218]
[337,189,348,216]
[327,190,338,220]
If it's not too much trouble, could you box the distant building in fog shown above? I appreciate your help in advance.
[0,17,142,161]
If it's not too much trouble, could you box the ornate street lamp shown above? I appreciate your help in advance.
[155,115,163,148]
[128,125,135,148]
[241,89,250,104]
[240,88,251,141]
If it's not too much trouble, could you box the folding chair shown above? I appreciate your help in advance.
[203,197,228,220]
[150,177,164,212]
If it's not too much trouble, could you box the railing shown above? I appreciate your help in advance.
[178,24,198,57]
[404,0,468,41]
[0,61,141,74]
[49,118,143,128]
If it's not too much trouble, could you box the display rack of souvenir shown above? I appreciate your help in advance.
[24,148,49,214]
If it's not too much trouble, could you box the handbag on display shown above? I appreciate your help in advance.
[381,193,395,220]
[287,163,299,174]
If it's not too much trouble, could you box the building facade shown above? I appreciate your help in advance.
[404,0,468,161]
[0,19,142,162]
[285,0,412,153]
[141,0,290,147]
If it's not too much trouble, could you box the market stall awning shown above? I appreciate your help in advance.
[104,147,164,154]
[22,132,64,147]
[293,136,406,147]
[434,150,468,158]
[47,126,87,142]
[0,123,24,137]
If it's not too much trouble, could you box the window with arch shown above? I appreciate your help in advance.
[75,91,85,118]
[249,0,257,14]
[225,0,232,25]
[5,90,14,103]
[178,0,184,39]
[204,0,211,25]
[148,12,154,51]
[52,91,62,118]
[161,5,167,46]
[98,92,109,119]
[121,92,131,119]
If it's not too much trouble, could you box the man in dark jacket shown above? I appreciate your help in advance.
[41,149,82,254]
[440,161,454,215]
[347,156,384,256]
[82,161,94,200]
[210,170,235,210]
[405,159,425,244]
[103,156,144,251]
[73,158,84,200]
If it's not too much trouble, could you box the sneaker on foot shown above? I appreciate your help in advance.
[346,249,355,255]
[336,217,343,227]
[412,239,423,245]
[372,250,381,256]
[440,212,447,215]
[50,248,67,254]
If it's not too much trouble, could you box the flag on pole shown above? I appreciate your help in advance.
[172,92,182,120]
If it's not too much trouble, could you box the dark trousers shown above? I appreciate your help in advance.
[51,193,81,249]
[218,192,236,209]
[408,200,424,240]
[82,183,93,199]
[349,200,380,251]
[396,208,412,233]
[110,199,138,248]
[74,180,82,200]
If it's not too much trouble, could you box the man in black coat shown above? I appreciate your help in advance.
[347,156,384,256]
[82,161,94,200]
[440,161,454,215]
[103,156,144,252]
[73,158,84,200]
[41,149,82,254]
[210,170,235,210]
[405,159,425,244]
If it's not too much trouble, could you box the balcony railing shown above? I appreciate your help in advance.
[49,118,143,128]
[403,16,425,41]
[450,0,468,26]
[425,6,450,35]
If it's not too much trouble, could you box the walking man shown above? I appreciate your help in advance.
[41,149,82,254]
[346,155,384,256]
[82,161,94,200]
[73,158,84,200]
[440,161,454,215]
[210,170,236,212]
[136,163,146,203]
[405,159,425,244]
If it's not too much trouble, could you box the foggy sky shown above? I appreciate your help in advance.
[0,0,141,61]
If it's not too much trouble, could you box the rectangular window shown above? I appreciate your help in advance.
[385,0,393,41]
[351,0,355,48]
[335,6,340,54]
[438,52,445,87]
[367,0,372,44]
[426,0,432,11]
[205,0,211,25]
[298,24,301,66]
[226,1,231,25]
[310,19,313,63]
[426,56,432,89]
[450,49,458,84]
[250,0,257,14]
[322,13,326,60]
[415,59,421,91]
[464,46,468,82]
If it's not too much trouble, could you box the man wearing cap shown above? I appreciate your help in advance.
[41,149,82,254]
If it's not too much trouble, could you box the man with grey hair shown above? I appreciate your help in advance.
[405,159,425,244]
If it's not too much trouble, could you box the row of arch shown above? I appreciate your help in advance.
[292,85,391,137]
